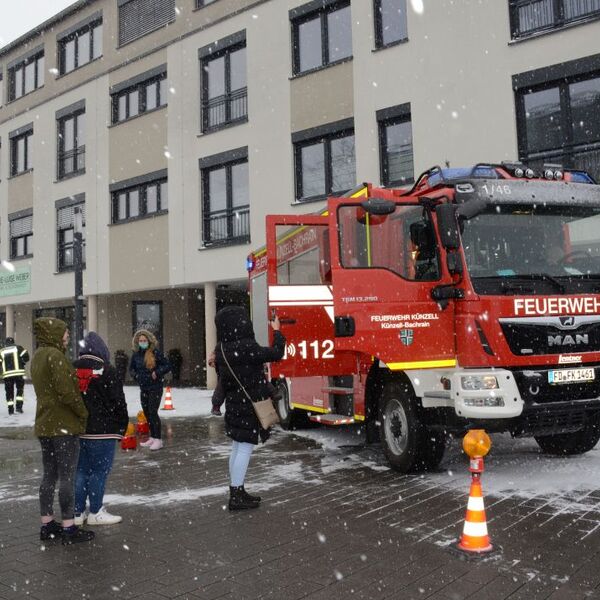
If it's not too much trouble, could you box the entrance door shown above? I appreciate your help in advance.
[329,199,457,370]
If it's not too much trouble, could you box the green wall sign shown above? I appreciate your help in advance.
[0,266,31,297]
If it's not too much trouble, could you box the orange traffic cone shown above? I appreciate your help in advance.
[456,475,493,554]
[120,423,137,451]
[161,387,175,410]
[136,410,149,435]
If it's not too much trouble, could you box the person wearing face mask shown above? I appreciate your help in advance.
[129,330,171,451]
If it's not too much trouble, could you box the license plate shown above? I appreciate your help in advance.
[548,368,595,384]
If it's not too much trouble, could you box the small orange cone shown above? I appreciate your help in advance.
[161,387,175,410]
[456,475,493,554]
[120,423,137,451]
[136,410,149,435]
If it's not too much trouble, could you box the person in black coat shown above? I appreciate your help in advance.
[129,329,171,451]
[214,305,285,511]
[73,332,129,526]
[0,336,30,415]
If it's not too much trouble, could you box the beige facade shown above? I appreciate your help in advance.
[0,0,599,385]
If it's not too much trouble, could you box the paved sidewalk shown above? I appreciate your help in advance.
[1,417,600,599]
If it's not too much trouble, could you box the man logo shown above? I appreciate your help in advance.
[548,334,589,347]
[558,316,576,328]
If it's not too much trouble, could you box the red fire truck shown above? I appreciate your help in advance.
[247,163,600,472]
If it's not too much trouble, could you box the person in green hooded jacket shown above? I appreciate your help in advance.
[31,317,95,545]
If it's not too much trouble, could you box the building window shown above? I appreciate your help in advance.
[294,126,356,201]
[378,108,414,186]
[112,72,167,123]
[201,44,247,131]
[57,203,86,271]
[59,19,102,74]
[516,71,600,181]
[374,0,408,47]
[118,0,176,46]
[197,0,219,6]
[510,0,600,39]
[112,177,168,223]
[8,51,44,101]
[201,158,250,246]
[292,2,352,75]
[9,214,33,259]
[10,129,33,176]
[58,110,85,179]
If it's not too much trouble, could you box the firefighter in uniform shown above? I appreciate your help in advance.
[0,337,30,415]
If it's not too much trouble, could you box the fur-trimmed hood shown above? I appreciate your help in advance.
[132,329,158,352]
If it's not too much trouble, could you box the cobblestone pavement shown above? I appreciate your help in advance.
[1,417,600,600]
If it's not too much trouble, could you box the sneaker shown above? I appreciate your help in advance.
[139,437,155,447]
[61,525,95,545]
[149,438,163,451]
[73,511,88,526]
[87,506,122,525]
[211,407,222,416]
[40,520,62,541]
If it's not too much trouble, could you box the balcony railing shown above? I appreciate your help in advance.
[202,87,248,131]
[510,0,600,38]
[202,205,250,246]
[58,146,85,179]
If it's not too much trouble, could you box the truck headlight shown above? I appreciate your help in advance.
[461,375,498,390]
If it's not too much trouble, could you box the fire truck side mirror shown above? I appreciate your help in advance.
[360,198,396,216]
[435,204,461,250]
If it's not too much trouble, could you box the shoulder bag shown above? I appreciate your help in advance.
[220,343,280,430]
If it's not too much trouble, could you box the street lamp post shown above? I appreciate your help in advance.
[73,206,84,348]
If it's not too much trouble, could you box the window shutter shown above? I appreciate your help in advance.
[58,204,86,229]
[119,0,176,46]
[10,215,32,236]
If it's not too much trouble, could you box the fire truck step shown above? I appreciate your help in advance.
[308,413,355,426]
[322,387,354,395]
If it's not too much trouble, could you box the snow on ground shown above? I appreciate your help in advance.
[4,385,600,508]
[0,384,213,429]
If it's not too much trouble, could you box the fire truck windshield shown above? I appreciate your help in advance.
[461,204,600,295]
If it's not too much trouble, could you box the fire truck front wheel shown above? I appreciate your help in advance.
[379,382,422,473]
[534,425,600,456]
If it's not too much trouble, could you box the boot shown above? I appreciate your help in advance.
[16,401,23,414]
[229,486,259,511]
[240,486,261,503]
[7,405,14,416]
[61,525,95,545]
[40,520,62,541]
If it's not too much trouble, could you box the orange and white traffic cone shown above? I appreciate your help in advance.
[456,473,493,554]
[136,410,150,435]
[161,387,175,410]
[120,423,137,451]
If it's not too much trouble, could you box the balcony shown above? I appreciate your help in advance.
[202,87,248,132]
[510,0,600,39]
[202,205,250,247]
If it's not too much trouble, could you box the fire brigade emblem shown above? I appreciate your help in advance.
[400,329,414,346]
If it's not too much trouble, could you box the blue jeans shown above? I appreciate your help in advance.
[229,441,254,487]
[74,439,116,514]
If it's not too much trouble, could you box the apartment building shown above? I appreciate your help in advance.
[0,0,598,385]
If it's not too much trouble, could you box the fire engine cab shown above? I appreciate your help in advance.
[247,163,600,472]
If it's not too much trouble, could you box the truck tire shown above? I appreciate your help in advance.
[379,380,422,473]
[534,426,600,456]
[274,380,309,430]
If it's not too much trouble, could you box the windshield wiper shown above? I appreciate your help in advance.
[504,273,566,293]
